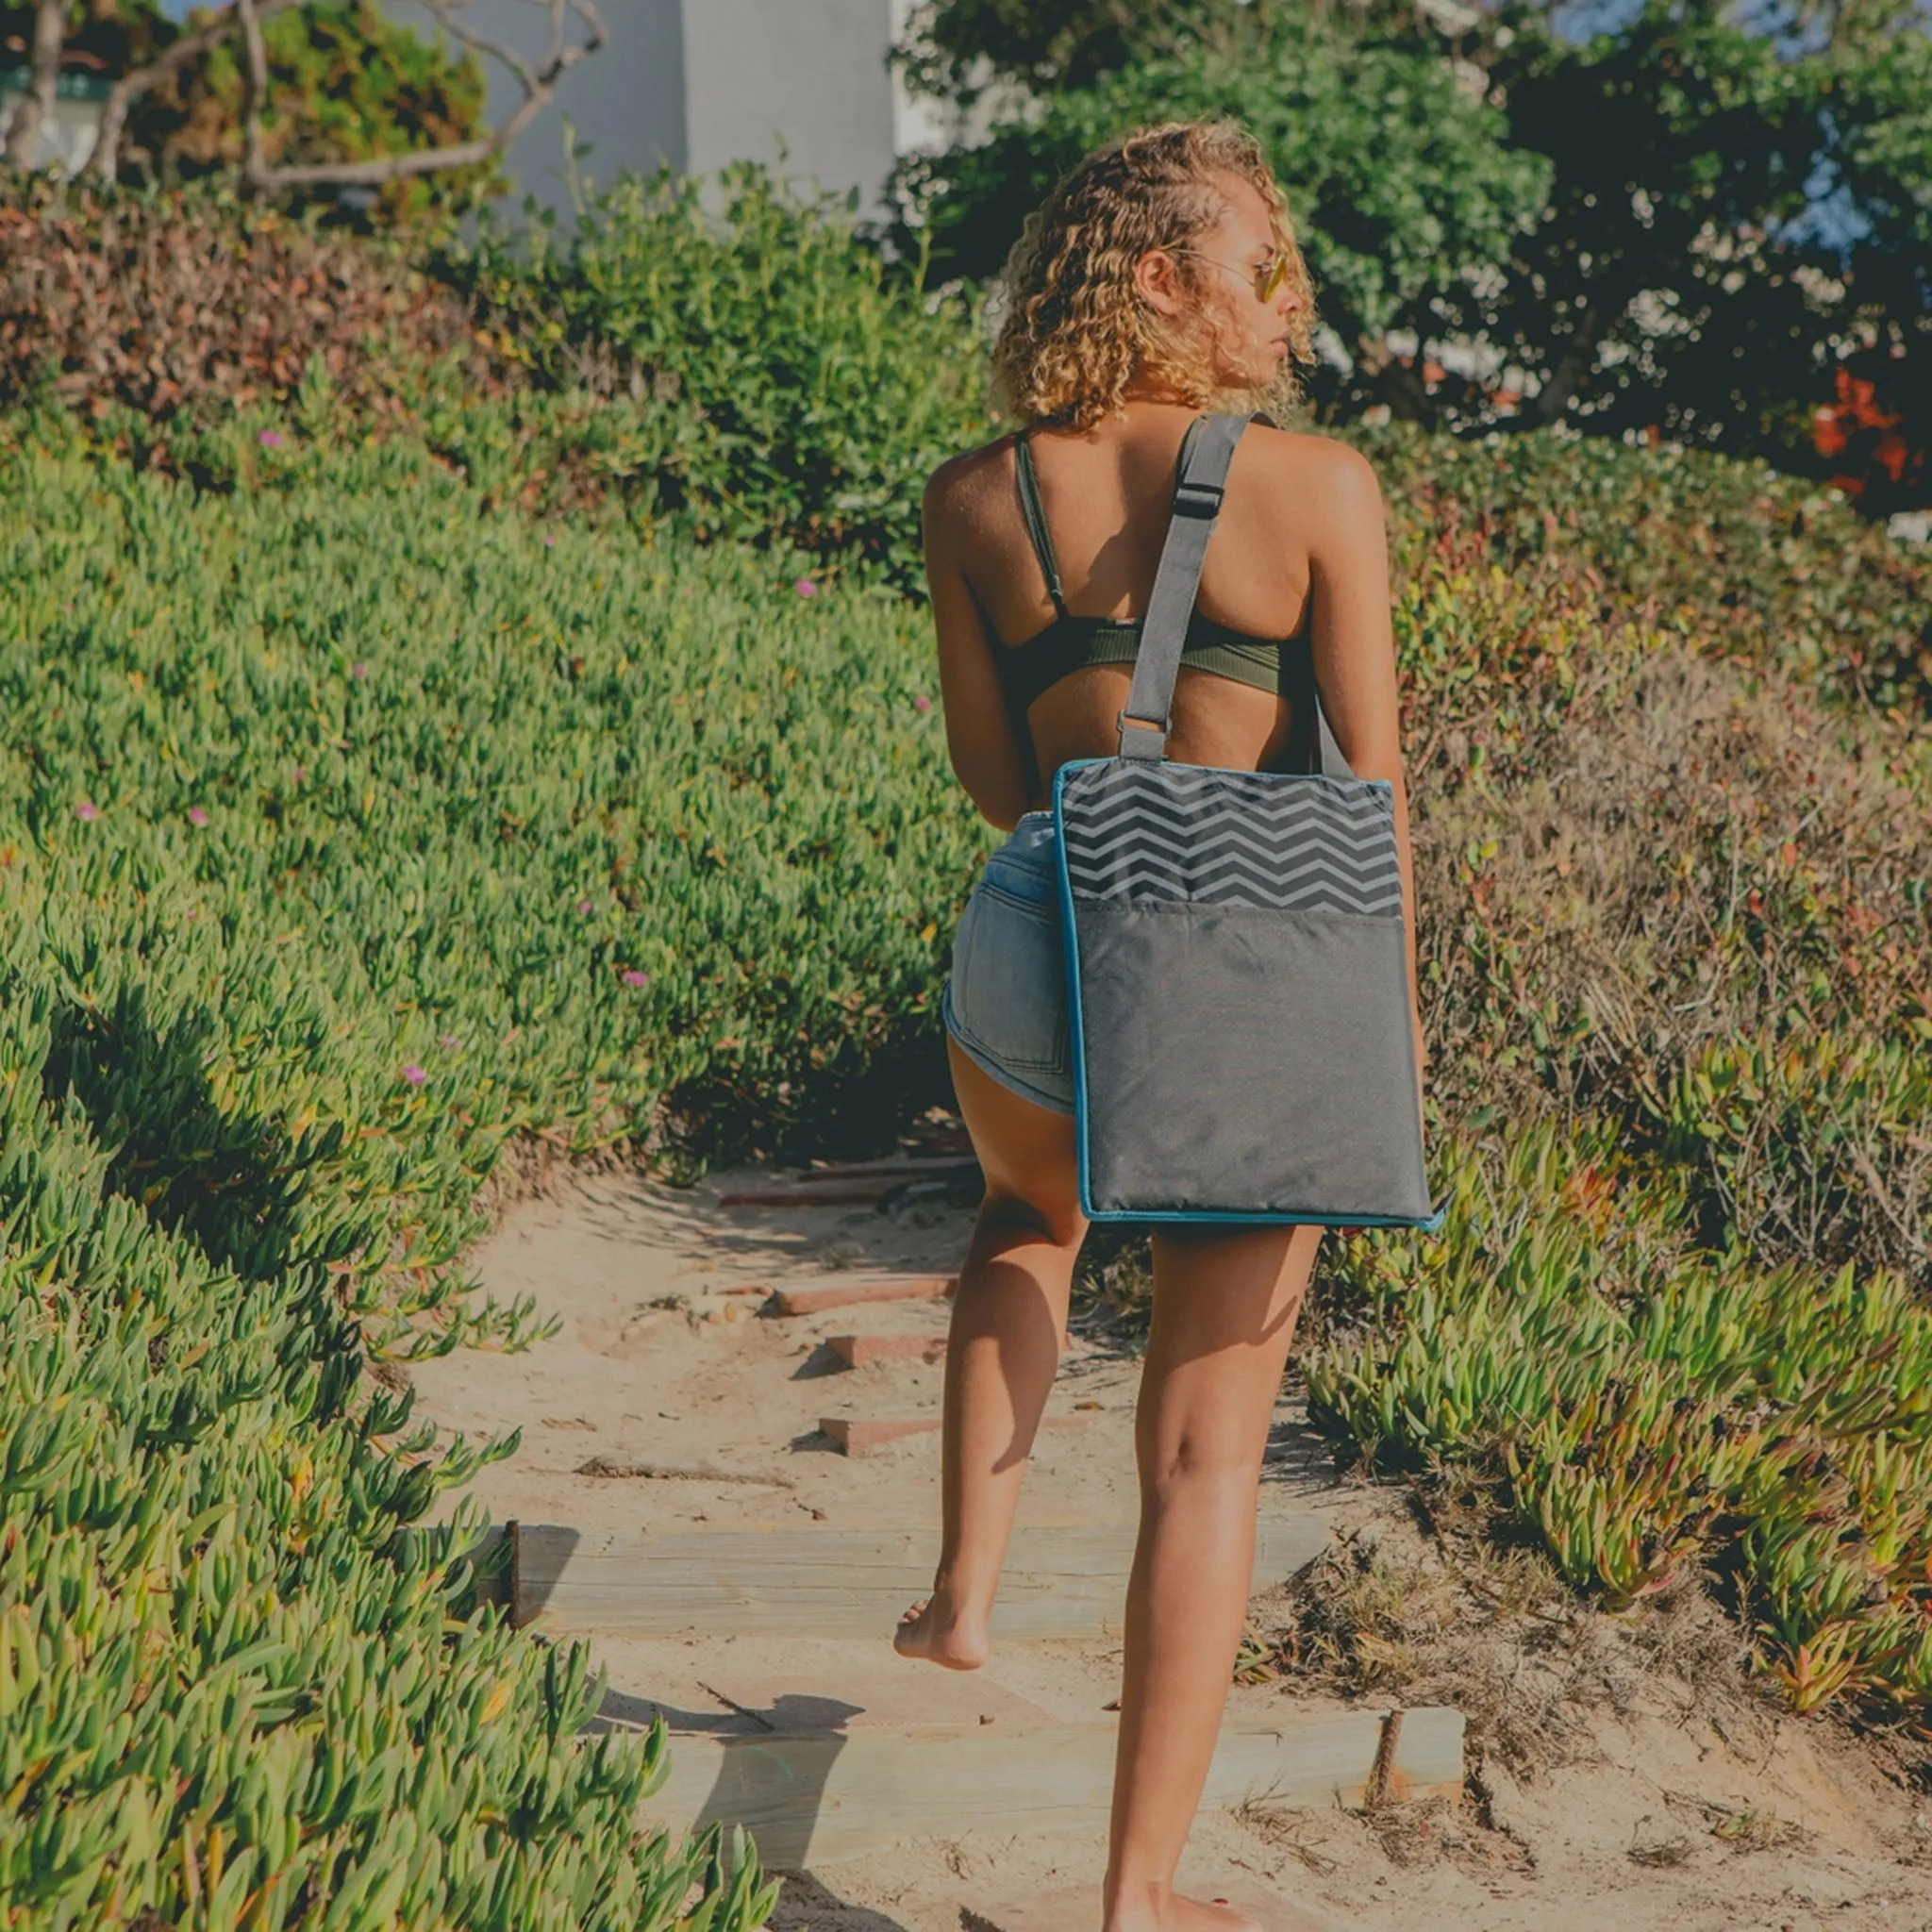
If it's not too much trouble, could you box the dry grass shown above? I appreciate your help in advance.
[1412,641,1932,1287]
[1244,1488,1761,1787]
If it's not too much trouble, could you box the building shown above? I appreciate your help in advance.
[0,69,108,175]
[4,2,954,214]
[384,0,944,221]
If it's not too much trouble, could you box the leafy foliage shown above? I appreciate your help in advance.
[901,0,1932,496]
[1368,444,1932,1281]
[1306,1130,1932,1717]
[893,0,1258,96]
[458,165,996,587]
[136,0,497,223]
[0,0,496,221]
[1354,423,1932,719]
[1467,1,1932,486]
[0,177,489,420]
[0,0,173,82]
[1292,419,1932,1720]
[893,14,1551,384]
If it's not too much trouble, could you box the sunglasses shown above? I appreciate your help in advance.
[1167,245,1295,306]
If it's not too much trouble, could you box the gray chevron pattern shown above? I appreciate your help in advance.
[1059,762,1403,916]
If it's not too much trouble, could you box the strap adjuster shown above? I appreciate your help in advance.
[1117,709,1168,760]
[1172,478,1224,519]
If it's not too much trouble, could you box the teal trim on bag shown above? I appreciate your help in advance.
[1052,760,1099,1213]
[1051,756,1442,1233]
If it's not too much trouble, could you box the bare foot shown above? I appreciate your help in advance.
[1105,1889,1265,1932]
[892,1592,989,1671]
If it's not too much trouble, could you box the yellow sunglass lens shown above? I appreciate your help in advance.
[1257,256,1291,304]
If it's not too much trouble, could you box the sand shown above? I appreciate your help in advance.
[406,1163,1932,1932]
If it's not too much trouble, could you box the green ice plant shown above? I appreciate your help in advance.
[0,441,993,1924]
[1307,1123,1932,1718]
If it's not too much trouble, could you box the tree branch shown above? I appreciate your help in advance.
[5,0,70,172]
[242,0,607,194]
[237,0,270,186]
[89,0,305,180]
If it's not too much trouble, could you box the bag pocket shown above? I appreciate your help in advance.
[947,879,1069,1077]
[1069,897,1426,1221]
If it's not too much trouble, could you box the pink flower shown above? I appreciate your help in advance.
[258,429,286,449]
[187,807,208,827]
[291,766,307,786]
[621,969,649,988]
[913,694,932,713]
[75,800,97,822]
[402,1064,426,1087]
[793,577,817,597]
[576,898,593,915]
[543,534,558,547]
[438,1034,462,1050]
[350,663,368,682]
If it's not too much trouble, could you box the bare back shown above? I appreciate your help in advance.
[923,399,1403,831]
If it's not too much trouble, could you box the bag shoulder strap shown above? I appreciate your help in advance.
[1118,414,1244,759]
[1117,412,1355,779]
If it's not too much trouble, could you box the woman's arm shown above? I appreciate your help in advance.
[1302,442,1426,1091]
[924,462,1038,832]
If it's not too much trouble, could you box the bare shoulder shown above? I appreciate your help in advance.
[923,435,1020,549]
[1240,423,1384,529]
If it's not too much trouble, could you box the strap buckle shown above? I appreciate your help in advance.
[1172,477,1224,519]
[1117,709,1168,760]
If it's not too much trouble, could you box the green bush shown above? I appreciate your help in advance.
[455,165,998,587]
[10,172,1931,683]
[0,178,491,421]
[1355,424,1932,721]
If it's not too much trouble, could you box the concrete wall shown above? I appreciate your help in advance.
[385,0,907,224]
[0,77,106,175]
[682,0,892,198]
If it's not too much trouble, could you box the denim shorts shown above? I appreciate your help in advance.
[941,810,1074,1114]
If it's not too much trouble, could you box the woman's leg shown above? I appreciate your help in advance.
[895,1037,1087,1670]
[1105,1221,1323,1932]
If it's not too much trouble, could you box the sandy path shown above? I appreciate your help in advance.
[407,1166,1932,1932]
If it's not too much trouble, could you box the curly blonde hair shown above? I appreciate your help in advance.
[991,120,1316,431]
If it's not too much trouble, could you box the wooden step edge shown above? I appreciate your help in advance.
[509,1513,1332,1638]
[766,1274,958,1317]
[826,1332,950,1368]
[818,1412,1091,1457]
[633,1706,1465,1870]
[721,1185,906,1207]
[795,1157,980,1182]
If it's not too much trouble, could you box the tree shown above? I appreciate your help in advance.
[2,0,605,219]
[1481,1,1823,437]
[894,0,1255,99]
[900,0,1932,496]
[892,9,1552,422]
[1470,0,1932,493]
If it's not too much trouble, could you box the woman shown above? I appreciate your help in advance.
[898,121,1424,1932]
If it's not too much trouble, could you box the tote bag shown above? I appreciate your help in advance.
[1051,413,1435,1227]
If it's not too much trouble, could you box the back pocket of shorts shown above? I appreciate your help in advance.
[948,882,1068,1075]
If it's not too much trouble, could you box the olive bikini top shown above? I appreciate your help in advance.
[998,424,1309,716]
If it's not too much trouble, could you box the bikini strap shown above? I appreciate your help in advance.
[1013,431,1070,620]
